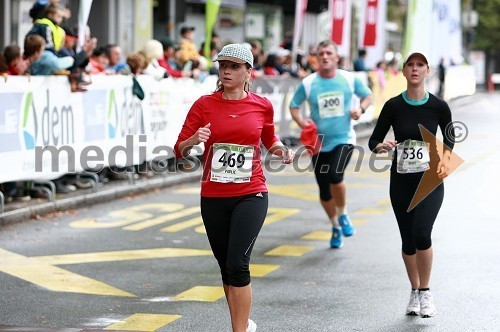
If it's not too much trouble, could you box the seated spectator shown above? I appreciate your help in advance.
[141,39,168,80]
[88,46,110,75]
[26,34,73,75]
[105,44,130,75]
[3,44,28,75]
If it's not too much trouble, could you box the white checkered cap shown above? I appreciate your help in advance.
[215,43,253,67]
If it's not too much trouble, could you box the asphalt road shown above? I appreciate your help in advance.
[0,93,499,332]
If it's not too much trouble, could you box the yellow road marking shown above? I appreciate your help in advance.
[70,210,152,229]
[194,225,206,234]
[265,245,314,256]
[301,231,330,241]
[35,248,212,265]
[377,198,391,206]
[354,208,388,215]
[267,184,317,201]
[0,248,134,297]
[264,207,301,225]
[161,217,203,232]
[250,264,280,277]
[71,203,185,229]
[191,208,299,234]
[104,313,181,331]
[175,188,200,194]
[124,207,200,231]
[172,286,225,302]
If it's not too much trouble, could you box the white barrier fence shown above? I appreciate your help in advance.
[0,67,475,184]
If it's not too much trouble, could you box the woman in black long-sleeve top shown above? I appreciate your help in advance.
[368,52,455,318]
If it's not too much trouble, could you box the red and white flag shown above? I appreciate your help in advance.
[329,0,352,57]
[358,0,387,68]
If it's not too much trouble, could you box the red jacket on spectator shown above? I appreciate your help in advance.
[158,57,183,78]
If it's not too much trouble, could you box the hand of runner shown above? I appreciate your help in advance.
[281,148,295,164]
[301,118,314,128]
[376,140,397,153]
[437,158,450,179]
[192,123,211,144]
[350,107,363,120]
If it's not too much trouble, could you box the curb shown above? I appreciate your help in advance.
[0,171,201,226]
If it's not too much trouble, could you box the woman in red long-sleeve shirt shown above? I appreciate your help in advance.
[175,43,294,332]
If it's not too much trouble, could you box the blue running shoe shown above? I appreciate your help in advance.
[339,214,356,236]
[330,227,343,248]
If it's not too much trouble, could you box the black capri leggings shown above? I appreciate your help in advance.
[390,172,444,255]
[200,192,268,287]
[312,144,354,201]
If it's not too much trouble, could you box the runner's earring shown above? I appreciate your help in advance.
[244,78,250,92]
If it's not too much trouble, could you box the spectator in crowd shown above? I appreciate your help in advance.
[127,52,146,101]
[3,44,29,75]
[88,46,110,75]
[438,57,446,98]
[387,57,399,76]
[281,31,293,50]
[60,25,97,92]
[105,44,130,75]
[27,3,66,54]
[127,52,146,76]
[59,26,78,57]
[199,40,220,76]
[353,49,370,72]
[23,35,45,68]
[178,26,200,69]
[141,39,168,80]
[29,0,70,23]
[249,40,263,69]
[159,39,191,78]
[26,35,74,75]
[307,44,319,71]
[374,60,387,90]
[263,54,280,76]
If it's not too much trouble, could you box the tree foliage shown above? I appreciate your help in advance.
[471,0,500,54]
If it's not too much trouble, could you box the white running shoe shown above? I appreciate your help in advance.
[405,289,420,315]
[246,319,257,332]
[419,290,436,318]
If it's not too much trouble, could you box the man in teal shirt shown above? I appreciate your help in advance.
[290,40,372,248]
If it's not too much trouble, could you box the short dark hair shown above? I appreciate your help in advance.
[180,26,195,35]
